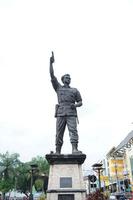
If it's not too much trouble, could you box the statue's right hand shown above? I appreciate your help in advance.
[50,51,55,64]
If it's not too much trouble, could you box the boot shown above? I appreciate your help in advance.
[55,145,62,154]
[72,143,82,154]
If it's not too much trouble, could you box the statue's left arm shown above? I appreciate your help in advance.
[75,101,82,107]
[71,101,82,109]
[71,89,83,109]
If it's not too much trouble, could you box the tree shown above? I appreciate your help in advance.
[31,156,49,175]
[0,152,21,197]
[0,153,50,197]
[34,179,43,192]
[16,156,49,195]
[29,156,49,193]
[15,162,31,195]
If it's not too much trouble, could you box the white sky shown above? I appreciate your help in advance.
[0,0,133,170]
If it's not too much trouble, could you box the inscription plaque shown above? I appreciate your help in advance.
[58,194,74,200]
[60,177,72,188]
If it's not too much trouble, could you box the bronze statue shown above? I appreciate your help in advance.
[49,52,83,154]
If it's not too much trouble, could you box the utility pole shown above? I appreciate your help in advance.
[88,175,91,194]
[113,157,120,192]
[30,164,38,200]
[92,163,104,190]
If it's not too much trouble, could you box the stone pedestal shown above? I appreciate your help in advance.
[45,154,86,200]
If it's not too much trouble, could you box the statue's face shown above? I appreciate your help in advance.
[63,75,71,85]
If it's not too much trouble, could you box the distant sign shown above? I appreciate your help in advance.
[100,176,109,181]
[88,175,97,183]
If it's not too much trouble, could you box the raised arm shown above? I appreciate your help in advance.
[49,51,60,91]
[49,51,55,79]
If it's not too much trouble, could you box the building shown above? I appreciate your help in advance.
[106,131,133,192]
[114,130,133,192]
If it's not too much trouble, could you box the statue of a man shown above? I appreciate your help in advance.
[49,52,83,154]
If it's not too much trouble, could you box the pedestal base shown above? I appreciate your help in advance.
[46,154,86,200]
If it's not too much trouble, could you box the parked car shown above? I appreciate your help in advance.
[33,192,44,200]
[109,194,116,199]
[109,192,126,200]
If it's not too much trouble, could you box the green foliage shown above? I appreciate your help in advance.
[30,156,49,193]
[31,156,49,175]
[0,179,13,193]
[15,163,31,194]
[0,152,21,194]
[0,153,49,195]
[38,194,46,200]
[34,179,43,192]
[0,151,20,179]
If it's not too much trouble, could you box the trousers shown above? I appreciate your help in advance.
[55,116,78,147]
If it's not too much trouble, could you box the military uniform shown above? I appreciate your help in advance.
[51,76,82,148]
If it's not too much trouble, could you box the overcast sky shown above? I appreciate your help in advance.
[0,0,133,170]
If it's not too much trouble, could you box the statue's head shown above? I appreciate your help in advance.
[61,74,71,85]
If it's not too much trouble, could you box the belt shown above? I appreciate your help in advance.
[59,102,74,106]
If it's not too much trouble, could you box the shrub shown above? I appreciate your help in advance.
[86,190,108,200]
[38,194,46,200]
